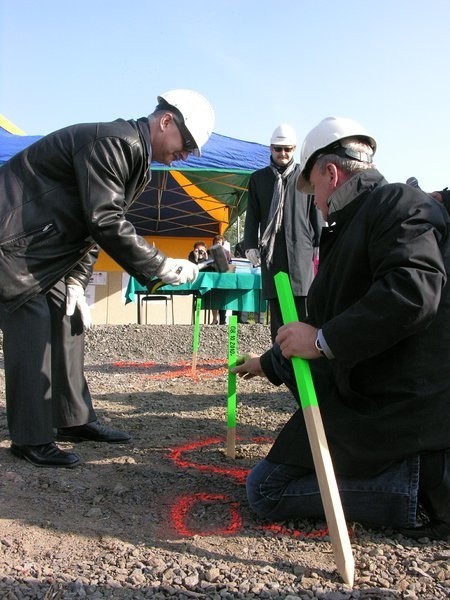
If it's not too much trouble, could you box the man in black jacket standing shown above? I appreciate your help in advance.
[0,89,214,468]
[234,116,450,540]
[243,124,322,342]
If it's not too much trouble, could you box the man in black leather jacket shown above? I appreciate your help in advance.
[0,88,215,468]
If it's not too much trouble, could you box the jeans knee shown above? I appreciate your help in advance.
[245,461,275,517]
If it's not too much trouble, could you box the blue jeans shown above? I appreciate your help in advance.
[246,456,420,528]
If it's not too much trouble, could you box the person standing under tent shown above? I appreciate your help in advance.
[210,234,231,325]
[244,124,323,342]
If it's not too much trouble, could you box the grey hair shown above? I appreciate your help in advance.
[315,140,376,176]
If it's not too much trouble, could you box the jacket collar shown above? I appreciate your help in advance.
[328,169,387,218]
[137,117,152,166]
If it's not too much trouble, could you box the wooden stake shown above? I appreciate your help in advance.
[274,272,355,586]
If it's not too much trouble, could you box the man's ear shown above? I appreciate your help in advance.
[160,112,173,131]
[327,163,340,189]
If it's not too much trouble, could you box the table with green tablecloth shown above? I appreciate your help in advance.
[125,271,266,323]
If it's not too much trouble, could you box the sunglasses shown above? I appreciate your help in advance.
[180,131,198,154]
[272,146,295,153]
[172,112,198,154]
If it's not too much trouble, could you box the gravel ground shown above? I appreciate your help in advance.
[0,324,449,599]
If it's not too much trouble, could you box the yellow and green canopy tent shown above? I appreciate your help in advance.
[126,132,269,239]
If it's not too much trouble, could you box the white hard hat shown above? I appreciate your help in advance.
[270,123,297,146]
[297,116,376,192]
[157,89,215,157]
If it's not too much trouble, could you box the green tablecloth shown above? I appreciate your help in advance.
[125,271,266,312]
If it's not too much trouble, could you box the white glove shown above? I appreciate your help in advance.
[245,248,261,267]
[158,258,199,286]
[66,282,92,329]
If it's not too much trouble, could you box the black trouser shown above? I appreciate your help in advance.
[268,296,307,343]
[1,280,96,445]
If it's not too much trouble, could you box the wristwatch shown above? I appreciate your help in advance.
[314,335,326,357]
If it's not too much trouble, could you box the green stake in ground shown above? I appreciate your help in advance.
[226,315,238,458]
[191,296,202,373]
[274,271,355,587]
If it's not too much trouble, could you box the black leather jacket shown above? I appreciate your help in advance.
[0,118,166,314]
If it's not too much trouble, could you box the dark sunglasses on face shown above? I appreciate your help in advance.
[172,112,198,153]
[180,131,198,153]
[272,146,295,153]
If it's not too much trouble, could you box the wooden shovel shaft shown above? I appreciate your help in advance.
[303,405,354,585]
[274,272,354,586]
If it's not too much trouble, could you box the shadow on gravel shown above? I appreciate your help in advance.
[0,388,296,541]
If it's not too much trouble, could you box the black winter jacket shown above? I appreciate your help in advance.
[244,163,323,299]
[0,118,166,315]
[262,170,450,477]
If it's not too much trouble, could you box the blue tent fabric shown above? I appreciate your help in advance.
[0,127,41,164]
[0,126,268,171]
[168,132,269,171]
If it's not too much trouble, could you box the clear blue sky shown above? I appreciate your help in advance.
[1,0,449,191]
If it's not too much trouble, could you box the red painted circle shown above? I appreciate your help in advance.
[170,493,242,536]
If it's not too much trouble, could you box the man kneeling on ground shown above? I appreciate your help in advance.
[233,116,450,541]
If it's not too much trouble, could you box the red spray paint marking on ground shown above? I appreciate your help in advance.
[167,436,332,540]
[170,493,328,539]
[168,435,273,484]
[111,360,335,538]
[259,523,329,539]
[112,359,226,380]
[170,493,242,537]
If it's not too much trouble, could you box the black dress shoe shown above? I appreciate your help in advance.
[10,442,80,468]
[56,421,132,444]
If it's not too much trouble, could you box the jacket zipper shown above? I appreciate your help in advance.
[0,223,55,246]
